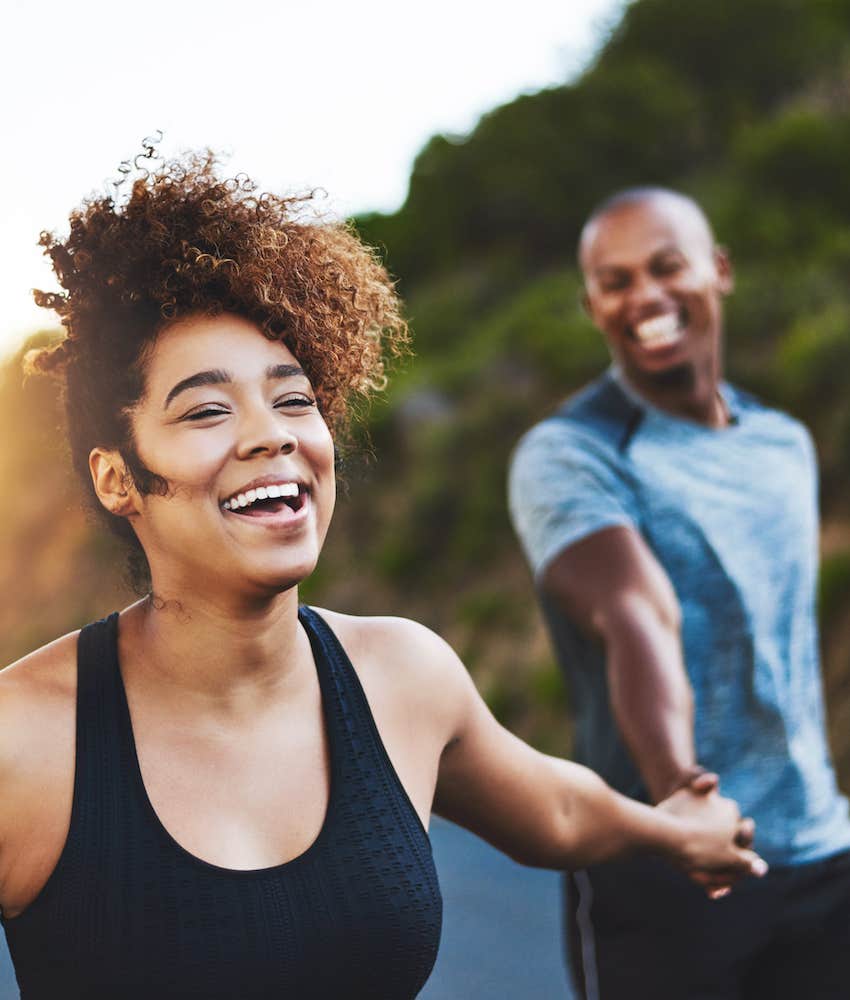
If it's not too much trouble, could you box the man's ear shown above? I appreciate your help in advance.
[580,288,593,319]
[89,448,138,518]
[714,246,734,295]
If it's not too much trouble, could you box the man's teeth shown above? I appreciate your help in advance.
[634,314,681,346]
[222,482,299,510]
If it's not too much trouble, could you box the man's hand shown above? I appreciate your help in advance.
[656,782,767,899]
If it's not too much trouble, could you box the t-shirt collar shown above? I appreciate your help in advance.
[607,364,740,427]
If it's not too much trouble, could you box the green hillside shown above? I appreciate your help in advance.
[3,0,850,777]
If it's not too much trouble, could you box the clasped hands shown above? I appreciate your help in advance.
[657,771,768,900]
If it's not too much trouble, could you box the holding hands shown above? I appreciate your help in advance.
[657,773,767,899]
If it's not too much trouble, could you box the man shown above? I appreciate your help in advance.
[509,188,850,999]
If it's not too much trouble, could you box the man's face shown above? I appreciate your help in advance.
[580,196,733,389]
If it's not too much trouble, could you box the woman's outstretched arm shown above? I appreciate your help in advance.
[427,629,765,887]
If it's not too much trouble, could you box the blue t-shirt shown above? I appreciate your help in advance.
[509,370,850,865]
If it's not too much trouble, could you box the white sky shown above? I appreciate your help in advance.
[1,0,623,356]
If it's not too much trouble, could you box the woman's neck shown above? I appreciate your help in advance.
[117,586,312,719]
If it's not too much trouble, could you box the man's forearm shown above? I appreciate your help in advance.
[600,595,697,803]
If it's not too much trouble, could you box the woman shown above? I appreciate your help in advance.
[0,150,764,999]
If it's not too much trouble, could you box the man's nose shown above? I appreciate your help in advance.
[627,271,668,311]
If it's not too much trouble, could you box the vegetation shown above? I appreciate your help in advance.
[3,0,849,773]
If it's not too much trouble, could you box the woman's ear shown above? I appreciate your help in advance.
[89,448,138,517]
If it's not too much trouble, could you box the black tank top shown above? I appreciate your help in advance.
[2,607,442,999]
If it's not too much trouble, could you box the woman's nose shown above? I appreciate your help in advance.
[235,406,297,458]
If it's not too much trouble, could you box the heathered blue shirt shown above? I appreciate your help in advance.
[509,369,850,866]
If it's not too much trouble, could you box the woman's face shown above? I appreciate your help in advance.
[124,313,336,600]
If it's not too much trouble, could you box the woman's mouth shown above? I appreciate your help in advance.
[221,482,308,519]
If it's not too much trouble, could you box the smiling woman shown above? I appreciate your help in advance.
[88,315,339,601]
[26,146,407,591]
[0,149,766,1000]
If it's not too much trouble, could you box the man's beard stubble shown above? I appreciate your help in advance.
[643,361,696,393]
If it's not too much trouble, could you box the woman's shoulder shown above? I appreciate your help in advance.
[310,607,464,676]
[1,629,80,689]
[309,607,474,723]
[0,631,79,764]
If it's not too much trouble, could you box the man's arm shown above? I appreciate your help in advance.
[541,524,703,804]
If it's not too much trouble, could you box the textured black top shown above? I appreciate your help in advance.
[3,607,442,998]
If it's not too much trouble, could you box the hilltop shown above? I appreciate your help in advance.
[3,0,849,775]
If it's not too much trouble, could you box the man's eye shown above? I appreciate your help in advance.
[655,257,684,274]
[600,278,628,292]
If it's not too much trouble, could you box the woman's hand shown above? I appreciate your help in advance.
[656,784,767,898]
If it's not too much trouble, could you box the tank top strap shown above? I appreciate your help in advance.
[73,613,139,839]
[298,605,376,769]
[297,606,427,837]
[11,613,142,934]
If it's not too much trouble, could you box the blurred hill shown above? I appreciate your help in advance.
[2,0,850,779]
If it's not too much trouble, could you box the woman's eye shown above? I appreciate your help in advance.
[275,395,315,409]
[183,407,229,421]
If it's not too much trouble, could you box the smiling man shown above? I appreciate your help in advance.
[509,188,850,999]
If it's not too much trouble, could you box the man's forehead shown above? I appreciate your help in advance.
[580,194,714,269]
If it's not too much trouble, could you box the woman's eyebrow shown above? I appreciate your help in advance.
[164,364,307,410]
[266,363,306,381]
[164,369,231,409]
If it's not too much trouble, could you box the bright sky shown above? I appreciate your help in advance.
[1,0,623,356]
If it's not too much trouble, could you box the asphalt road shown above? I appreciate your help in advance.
[422,817,570,999]
[0,929,13,1000]
[0,817,570,999]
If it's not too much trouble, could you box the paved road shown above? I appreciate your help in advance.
[0,817,570,999]
[0,930,12,1000]
[422,817,569,999]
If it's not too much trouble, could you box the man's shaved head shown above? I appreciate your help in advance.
[576,185,733,408]
[579,187,716,269]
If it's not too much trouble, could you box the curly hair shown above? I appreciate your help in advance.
[26,143,409,588]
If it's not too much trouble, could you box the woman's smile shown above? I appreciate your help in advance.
[125,312,336,595]
[221,479,311,527]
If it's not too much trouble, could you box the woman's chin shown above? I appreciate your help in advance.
[246,560,319,598]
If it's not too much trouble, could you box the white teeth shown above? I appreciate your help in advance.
[634,313,681,346]
[222,482,300,510]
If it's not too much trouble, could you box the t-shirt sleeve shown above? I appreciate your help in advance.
[508,420,640,581]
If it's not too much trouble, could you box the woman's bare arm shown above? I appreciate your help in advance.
[0,635,77,917]
[425,628,765,882]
